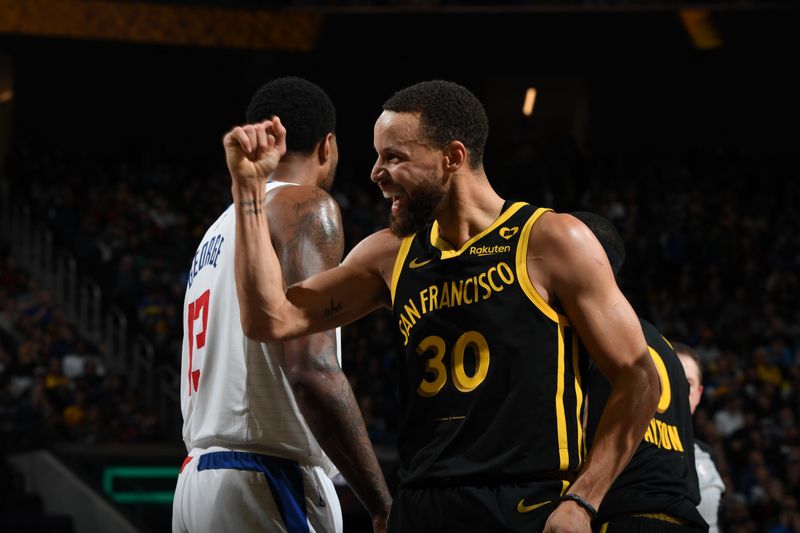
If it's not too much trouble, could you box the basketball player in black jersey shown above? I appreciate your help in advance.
[573,211,708,532]
[227,80,660,532]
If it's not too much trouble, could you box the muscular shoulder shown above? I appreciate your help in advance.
[528,213,610,276]
[264,185,344,285]
[266,185,342,247]
[530,211,598,258]
[267,184,341,227]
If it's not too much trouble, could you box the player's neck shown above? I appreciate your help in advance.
[269,156,323,188]
[434,171,504,250]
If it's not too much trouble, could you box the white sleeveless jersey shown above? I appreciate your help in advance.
[180,181,340,476]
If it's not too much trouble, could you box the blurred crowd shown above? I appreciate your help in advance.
[0,249,160,449]
[1,136,798,531]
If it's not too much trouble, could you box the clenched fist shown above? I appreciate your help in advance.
[224,117,287,186]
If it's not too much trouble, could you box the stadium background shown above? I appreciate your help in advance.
[1,1,799,531]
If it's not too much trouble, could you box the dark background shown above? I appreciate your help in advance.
[2,2,800,532]
[6,6,799,186]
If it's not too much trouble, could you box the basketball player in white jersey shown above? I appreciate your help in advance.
[172,77,391,533]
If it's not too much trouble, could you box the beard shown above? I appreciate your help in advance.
[389,172,447,237]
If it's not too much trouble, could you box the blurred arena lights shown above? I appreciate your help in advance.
[522,87,537,117]
[679,9,723,50]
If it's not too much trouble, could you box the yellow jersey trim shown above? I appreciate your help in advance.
[662,335,674,349]
[648,346,672,414]
[631,513,688,525]
[556,323,569,470]
[572,334,584,467]
[429,201,527,259]
[516,207,570,325]
[390,235,415,306]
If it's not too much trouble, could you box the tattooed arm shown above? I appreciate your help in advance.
[267,185,391,528]
[228,120,392,342]
[226,119,394,530]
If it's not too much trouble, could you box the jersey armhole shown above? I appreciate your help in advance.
[390,236,415,306]
[515,208,571,325]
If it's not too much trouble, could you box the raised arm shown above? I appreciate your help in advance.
[226,118,391,341]
[531,212,660,532]
[267,185,391,531]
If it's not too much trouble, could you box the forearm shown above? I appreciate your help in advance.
[569,357,659,508]
[232,183,291,340]
[292,368,392,518]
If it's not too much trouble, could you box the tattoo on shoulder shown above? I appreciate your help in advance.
[292,194,320,214]
[323,299,343,318]
[280,190,343,282]
[288,201,343,251]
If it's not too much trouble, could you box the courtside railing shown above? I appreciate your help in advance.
[3,187,178,436]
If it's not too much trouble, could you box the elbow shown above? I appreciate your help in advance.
[240,309,282,342]
[287,365,342,400]
[613,355,660,417]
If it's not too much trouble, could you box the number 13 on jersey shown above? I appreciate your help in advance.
[186,289,210,395]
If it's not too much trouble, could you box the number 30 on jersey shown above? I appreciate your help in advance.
[415,331,490,397]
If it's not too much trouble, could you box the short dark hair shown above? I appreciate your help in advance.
[570,211,626,275]
[246,76,335,155]
[383,80,488,170]
[673,342,703,382]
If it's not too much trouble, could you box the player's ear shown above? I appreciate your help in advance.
[442,140,467,172]
[317,133,334,165]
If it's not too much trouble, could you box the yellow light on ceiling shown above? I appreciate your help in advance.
[522,87,537,117]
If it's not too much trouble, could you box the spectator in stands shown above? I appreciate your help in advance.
[676,343,726,533]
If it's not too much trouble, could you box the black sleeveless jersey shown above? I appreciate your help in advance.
[391,202,589,488]
[584,319,707,528]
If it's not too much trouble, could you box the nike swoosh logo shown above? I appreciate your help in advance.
[409,257,433,269]
[516,499,551,513]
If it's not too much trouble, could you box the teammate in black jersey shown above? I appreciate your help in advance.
[573,211,708,532]
[230,80,661,532]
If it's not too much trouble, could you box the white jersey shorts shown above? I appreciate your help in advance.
[173,447,343,533]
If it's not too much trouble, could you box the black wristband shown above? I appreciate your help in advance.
[559,493,598,521]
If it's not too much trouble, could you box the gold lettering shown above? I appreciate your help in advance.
[439,282,451,309]
[400,314,414,345]
[396,261,520,343]
[487,266,504,292]
[497,261,515,284]
[644,426,655,444]
[642,417,685,453]
[657,420,673,450]
[667,424,684,452]
[404,299,421,324]
[399,319,409,346]
[478,272,492,300]
[451,280,464,307]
